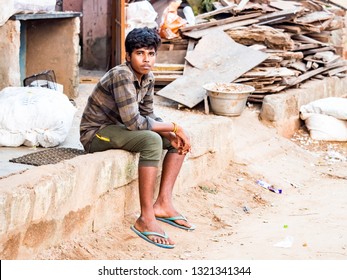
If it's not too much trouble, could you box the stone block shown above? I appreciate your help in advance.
[0,20,20,89]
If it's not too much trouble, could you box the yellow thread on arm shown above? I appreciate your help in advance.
[172,122,178,134]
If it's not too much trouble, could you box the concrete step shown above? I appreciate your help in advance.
[0,99,235,259]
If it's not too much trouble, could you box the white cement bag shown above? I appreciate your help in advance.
[300,97,347,120]
[0,0,56,26]
[126,1,158,35]
[0,86,76,147]
[302,113,347,141]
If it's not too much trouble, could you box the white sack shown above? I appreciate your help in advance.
[302,113,347,141]
[300,97,347,120]
[0,86,76,147]
[0,0,56,26]
[126,1,158,35]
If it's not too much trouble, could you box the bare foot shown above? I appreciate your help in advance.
[153,202,194,230]
[134,216,175,246]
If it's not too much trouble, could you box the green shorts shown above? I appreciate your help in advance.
[89,125,176,167]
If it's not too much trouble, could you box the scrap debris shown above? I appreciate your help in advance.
[154,0,347,104]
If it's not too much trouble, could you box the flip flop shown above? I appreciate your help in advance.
[156,215,196,231]
[130,225,175,249]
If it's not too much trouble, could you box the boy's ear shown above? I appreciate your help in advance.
[125,52,131,62]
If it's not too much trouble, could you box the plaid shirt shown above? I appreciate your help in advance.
[80,62,161,152]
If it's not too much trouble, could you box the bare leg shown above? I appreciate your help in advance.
[153,152,193,228]
[134,166,174,246]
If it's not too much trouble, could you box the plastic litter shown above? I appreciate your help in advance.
[243,206,250,214]
[256,180,282,194]
[274,224,294,248]
[274,236,294,248]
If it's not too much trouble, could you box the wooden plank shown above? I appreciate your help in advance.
[111,0,125,67]
[293,43,321,51]
[183,39,196,76]
[307,31,331,43]
[285,60,347,86]
[287,61,308,72]
[182,18,259,39]
[180,12,262,33]
[292,34,328,46]
[304,54,340,65]
[257,8,305,22]
[153,64,185,71]
[154,74,182,82]
[257,16,292,26]
[301,46,335,55]
[156,50,187,64]
[294,11,335,25]
[265,50,304,60]
[156,30,268,108]
[269,1,303,11]
[313,51,339,63]
[326,66,347,76]
[272,24,302,33]
[254,85,287,93]
[298,24,324,33]
[242,67,299,77]
[153,70,183,75]
[194,4,237,20]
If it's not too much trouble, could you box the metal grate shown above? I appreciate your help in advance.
[9,148,86,166]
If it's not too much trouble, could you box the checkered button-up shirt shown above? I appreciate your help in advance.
[80,62,161,152]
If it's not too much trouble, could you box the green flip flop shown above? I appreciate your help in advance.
[156,215,196,231]
[130,225,175,249]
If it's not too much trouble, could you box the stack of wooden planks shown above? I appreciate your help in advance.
[154,0,347,103]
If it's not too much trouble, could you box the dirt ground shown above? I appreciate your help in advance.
[33,105,347,261]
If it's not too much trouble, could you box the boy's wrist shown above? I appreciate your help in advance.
[172,122,178,134]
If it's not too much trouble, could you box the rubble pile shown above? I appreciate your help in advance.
[155,0,347,103]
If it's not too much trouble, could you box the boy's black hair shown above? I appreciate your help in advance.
[125,27,161,54]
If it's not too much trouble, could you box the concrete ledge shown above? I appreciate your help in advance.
[260,76,347,137]
[0,108,234,259]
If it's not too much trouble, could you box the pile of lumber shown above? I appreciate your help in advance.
[154,0,347,103]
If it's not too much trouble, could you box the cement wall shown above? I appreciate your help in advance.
[82,0,112,70]
[0,16,80,99]
[25,17,81,99]
[0,20,21,89]
[0,109,234,259]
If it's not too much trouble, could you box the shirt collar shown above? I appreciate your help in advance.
[125,61,154,87]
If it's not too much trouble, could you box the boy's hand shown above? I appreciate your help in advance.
[174,126,191,155]
[169,129,191,155]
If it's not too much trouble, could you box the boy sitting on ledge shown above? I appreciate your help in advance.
[80,27,195,249]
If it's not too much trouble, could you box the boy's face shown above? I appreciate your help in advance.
[126,47,156,81]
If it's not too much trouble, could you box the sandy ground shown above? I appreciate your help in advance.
[32,103,347,261]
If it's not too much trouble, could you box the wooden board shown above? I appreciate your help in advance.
[155,30,268,108]
[156,50,187,64]
[269,0,303,11]
[181,12,262,33]
[182,18,259,39]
